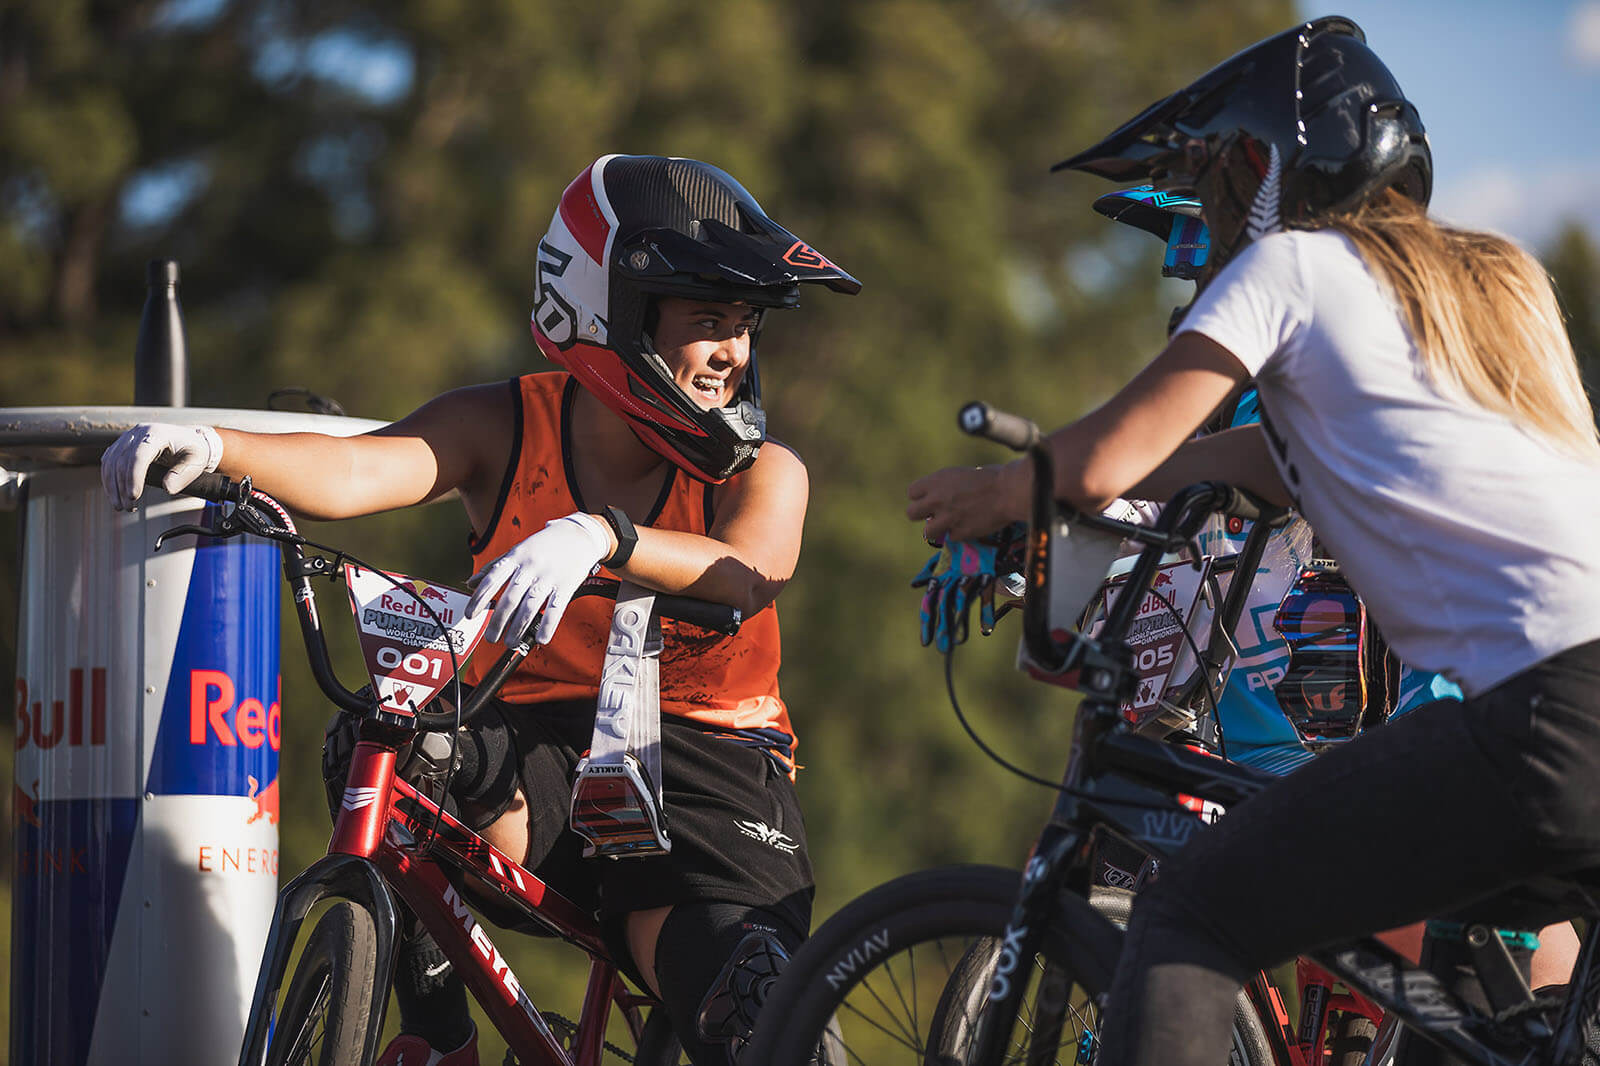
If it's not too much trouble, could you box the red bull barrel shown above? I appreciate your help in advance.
[2,407,382,1066]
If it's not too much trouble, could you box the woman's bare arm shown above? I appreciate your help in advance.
[1124,424,1290,505]
[215,384,511,521]
[908,332,1256,542]
[602,443,808,616]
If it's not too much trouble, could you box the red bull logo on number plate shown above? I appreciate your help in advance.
[343,565,490,715]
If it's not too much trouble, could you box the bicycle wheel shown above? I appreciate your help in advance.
[266,901,380,1066]
[741,864,1106,1066]
[743,864,1273,1066]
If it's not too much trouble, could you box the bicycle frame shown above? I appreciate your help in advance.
[147,480,731,1066]
[974,667,1600,1066]
[238,731,651,1066]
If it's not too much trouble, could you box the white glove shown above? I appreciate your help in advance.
[466,512,613,645]
[101,423,224,510]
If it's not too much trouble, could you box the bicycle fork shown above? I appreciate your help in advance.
[970,825,1091,1066]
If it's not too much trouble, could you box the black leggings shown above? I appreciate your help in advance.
[1096,639,1600,1066]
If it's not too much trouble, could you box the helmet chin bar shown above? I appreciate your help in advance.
[638,331,760,415]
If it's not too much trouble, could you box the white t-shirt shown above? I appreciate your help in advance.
[1180,229,1600,697]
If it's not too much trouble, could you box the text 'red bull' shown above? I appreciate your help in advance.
[190,670,282,751]
[14,669,107,750]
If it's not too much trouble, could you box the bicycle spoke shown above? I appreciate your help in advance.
[879,945,918,1043]
[836,997,927,1054]
[280,974,333,1065]
[850,963,926,1051]
[741,871,1128,1066]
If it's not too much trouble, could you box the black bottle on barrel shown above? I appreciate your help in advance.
[134,258,188,407]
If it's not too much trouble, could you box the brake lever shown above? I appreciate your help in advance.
[228,501,302,542]
[152,496,294,551]
[154,522,228,551]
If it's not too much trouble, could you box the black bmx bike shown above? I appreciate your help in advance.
[743,403,1600,1066]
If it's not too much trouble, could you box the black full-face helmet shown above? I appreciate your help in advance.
[1054,17,1432,277]
[532,155,860,483]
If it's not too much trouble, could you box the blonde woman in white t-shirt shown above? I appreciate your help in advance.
[908,18,1600,1066]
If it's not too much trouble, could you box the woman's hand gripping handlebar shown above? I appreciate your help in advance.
[957,401,1284,670]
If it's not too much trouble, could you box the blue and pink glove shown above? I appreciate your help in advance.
[911,522,1027,652]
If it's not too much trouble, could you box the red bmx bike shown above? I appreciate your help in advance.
[153,472,730,1066]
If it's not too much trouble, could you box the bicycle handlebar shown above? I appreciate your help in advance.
[146,471,744,730]
[144,463,253,505]
[958,401,1040,453]
[959,399,1288,674]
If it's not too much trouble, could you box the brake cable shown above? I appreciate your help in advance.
[228,491,467,854]
[942,582,1226,805]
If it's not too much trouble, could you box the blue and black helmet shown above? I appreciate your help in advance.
[1058,18,1430,278]
[1093,186,1210,282]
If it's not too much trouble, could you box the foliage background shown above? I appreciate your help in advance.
[2,1,1598,1062]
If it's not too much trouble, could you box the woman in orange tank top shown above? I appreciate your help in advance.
[101,154,859,1066]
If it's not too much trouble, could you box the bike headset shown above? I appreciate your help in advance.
[531,154,861,484]
[1053,16,1432,284]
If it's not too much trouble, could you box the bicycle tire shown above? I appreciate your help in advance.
[266,901,379,1066]
[743,865,1273,1066]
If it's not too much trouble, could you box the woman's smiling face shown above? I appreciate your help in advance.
[651,297,759,410]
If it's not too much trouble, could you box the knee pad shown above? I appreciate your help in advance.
[696,928,790,1052]
[653,902,804,1065]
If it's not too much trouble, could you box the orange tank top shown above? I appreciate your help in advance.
[463,373,795,756]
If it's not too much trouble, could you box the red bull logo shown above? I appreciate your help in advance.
[378,587,456,624]
[1153,571,1175,589]
[190,670,282,751]
[14,779,40,828]
[15,669,107,750]
[245,774,279,825]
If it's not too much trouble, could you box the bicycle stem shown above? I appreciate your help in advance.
[279,539,371,715]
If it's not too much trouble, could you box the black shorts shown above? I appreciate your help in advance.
[475,698,814,939]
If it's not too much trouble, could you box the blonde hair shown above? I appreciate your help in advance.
[1323,191,1599,456]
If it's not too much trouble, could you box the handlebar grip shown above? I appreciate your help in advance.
[1219,485,1261,522]
[655,594,742,636]
[145,462,251,504]
[958,402,1040,453]
[1215,485,1289,524]
[182,471,250,504]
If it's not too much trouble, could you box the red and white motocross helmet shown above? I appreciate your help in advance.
[532,155,860,483]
